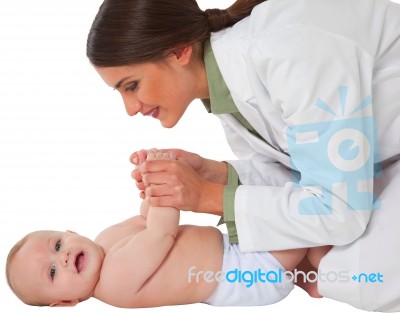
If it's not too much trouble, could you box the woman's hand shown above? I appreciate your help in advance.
[130,148,228,195]
[130,149,170,194]
[138,157,224,215]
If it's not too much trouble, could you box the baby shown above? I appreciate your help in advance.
[6,153,329,308]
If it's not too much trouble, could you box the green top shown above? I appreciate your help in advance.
[201,40,263,244]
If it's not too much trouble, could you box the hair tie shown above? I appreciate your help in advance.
[205,8,230,32]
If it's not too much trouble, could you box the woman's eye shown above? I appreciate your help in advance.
[50,266,56,280]
[124,81,138,92]
[55,241,61,252]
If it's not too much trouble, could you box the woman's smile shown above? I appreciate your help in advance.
[143,107,160,118]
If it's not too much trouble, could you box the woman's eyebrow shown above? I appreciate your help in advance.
[114,76,134,90]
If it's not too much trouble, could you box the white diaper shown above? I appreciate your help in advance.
[204,234,294,306]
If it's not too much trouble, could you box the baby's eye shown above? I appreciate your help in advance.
[55,240,61,252]
[124,81,138,92]
[50,266,56,280]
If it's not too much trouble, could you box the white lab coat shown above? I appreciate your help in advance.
[210,0,400,310]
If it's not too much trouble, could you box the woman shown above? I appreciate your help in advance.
[87,0,400,310]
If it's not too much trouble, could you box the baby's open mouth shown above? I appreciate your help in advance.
[75,252,85,273]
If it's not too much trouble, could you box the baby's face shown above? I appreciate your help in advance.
[11,230,105,306]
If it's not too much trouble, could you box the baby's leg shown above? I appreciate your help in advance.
[270,248,308,272]
[271,246,331,298]
[272,246,331,272]
[307,246,332,269]
[296,246,332,298]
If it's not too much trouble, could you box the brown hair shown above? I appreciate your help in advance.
[87,0,266,67]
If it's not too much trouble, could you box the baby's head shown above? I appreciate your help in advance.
[6,230,105,306]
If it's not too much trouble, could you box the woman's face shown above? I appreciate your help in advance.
[95,50,206,128]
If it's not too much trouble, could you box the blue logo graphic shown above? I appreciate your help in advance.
[286,86,381,215]
[188,266,384,286]
[352,272,384,283]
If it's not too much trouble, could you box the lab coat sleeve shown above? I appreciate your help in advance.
[232,25,379,252]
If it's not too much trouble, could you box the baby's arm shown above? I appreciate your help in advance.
[101,205,179,307]
[140,198,150,218]
[99,152,180,307]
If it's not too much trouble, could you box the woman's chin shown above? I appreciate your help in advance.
[160,119,178,129]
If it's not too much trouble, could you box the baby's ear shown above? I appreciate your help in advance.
[49,299,79,307]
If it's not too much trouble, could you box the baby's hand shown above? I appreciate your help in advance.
[130,148,159,167]
[146,151,177,161]
[144,152,180,235]
[131,149,159,198]
[135,151,177,199]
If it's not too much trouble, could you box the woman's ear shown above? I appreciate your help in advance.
[172,45,193,65]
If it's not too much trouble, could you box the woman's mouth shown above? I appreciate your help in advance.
[74,252,85,273]
[143,107,159,119]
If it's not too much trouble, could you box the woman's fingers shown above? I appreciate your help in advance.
[142,172,177,187]
[130,148,224,214]
[131,168,142,180]
[131,149,178,194]
[146,195,177,208]
[139,159,178,175]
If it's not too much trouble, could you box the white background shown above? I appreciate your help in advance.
[1,1,398,312]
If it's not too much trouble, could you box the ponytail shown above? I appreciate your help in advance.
[207,0,266,32]
[87,0,266,67]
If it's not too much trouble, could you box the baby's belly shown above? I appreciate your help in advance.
[133,226,224,307]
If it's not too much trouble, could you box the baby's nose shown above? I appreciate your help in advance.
[60,251,70,267]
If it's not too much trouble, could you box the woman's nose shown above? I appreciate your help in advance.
[122,95,141,116]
